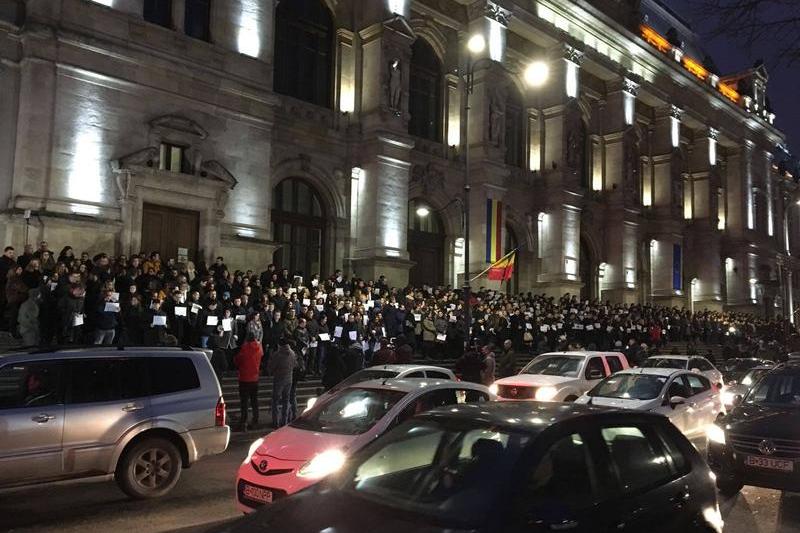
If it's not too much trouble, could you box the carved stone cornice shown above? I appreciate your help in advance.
[622,78,639,97]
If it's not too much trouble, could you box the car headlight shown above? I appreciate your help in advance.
[488,383,498,396]
[297,449,347,479]
[243,437,264,465]
[706,424,726,445]
[721,391,736,406]
[535,386,559,402]
[703,505,724,533]
[304,397,317,412]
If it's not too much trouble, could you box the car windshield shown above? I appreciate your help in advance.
[290,388,407,435]
[740,368,769,387]
[338,370,399,388]
[641,358,687,370]
[521,356,583,377]
[340,419,530,527]
[588,374,668,400]
[745,374,800,407]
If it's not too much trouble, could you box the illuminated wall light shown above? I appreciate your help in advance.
[237,2,261,58]
[717,213,726,230]
[564,257,577,276]
[383,229,400,250]
[708,130,718,166]
[387,0,408,17]
[524,61,549,88]
[68,116,105,204]
[718,83,740,104]
[237,228,256,238]
[671,116,680,148]
[488,19,504,62]
[340,88,355,113]
[625,268,635,286]
[683,57,709,81]
[725,257,734,270]
[640,25,671,53]
[565,61,578,98]
[623,92,635,126]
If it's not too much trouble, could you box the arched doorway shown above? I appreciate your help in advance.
[580,238,596,301]
[408,199,445,286]
[272,178,326,279]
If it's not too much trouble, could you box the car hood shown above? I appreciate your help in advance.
[574,396,656,410]
[495,374,577,388]
[724,404,800,440]
[223,486,459,533]
[256,425,358,461]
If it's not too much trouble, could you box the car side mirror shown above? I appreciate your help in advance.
[669,396,686,409]
[587,369,604,380]
[732,394,743,407]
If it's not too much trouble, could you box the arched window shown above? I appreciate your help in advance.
[407,199,444,286]
[408,39,442,142]
[274,0,334,108]
[505,87,525,168]
[272,179,326,278]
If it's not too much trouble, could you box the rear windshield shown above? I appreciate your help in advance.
[641,358,686,370]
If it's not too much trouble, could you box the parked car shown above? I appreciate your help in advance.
[719,358,773,385]
[0,347,229,498]
[236,379,492,512]
[708,362,800,495]
[576,368,724,442]
[490,351,629,402]
[222,402,723,533]
[720,365,773,407]
[305,364,456,411]
[641,355,723,388]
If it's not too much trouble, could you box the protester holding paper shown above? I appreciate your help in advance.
[93,289,119,345]
[144,299,167,346]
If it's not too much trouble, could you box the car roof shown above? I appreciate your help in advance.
[614,367,684,378]
[0,346,206,364]
[539,351,623,358]
[359,364,453,374]
[646,355,693,360]
[352,378,487,394]
[418,401,662,433]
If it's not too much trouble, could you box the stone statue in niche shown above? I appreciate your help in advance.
[489,86,506,147]
[388,58,402,115]
[566,129,582,171]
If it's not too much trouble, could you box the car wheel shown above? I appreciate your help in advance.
[563,395,579,402]
[116,437,182,499]
[716,477,743,497]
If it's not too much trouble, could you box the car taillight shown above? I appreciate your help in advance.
[215,396,226,427]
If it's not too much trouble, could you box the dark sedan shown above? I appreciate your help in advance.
[708,362,800,495]
[219,402,723,533]
[719,358,774,385]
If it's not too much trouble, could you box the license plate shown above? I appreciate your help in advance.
[243,483,273,504]
[745,456,794,472]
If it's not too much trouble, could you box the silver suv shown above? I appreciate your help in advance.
[0,347,230,498]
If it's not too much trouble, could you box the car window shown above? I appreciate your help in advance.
[698,359,714,371]
[585,357,607,379]
[667,378,691,399]
[293,387,407,435]
[68,358,148,404]
[148,357,200,395]
[405,371,425,378]
[684,374,710,395]
[688,359,703,371]
[601,426,676,494]
[524,433,598,506]
[0,361,63,409]
[606,356,624,374]
[426,371,451,380]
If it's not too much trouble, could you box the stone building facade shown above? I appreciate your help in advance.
[0,0,797,318]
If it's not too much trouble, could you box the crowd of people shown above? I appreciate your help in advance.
[1,240,796,428]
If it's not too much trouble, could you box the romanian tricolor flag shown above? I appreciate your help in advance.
[487,250,516,281]
[486,198,503,263]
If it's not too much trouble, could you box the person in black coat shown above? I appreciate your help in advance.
[455,347,485,384]
[322,344,347,391]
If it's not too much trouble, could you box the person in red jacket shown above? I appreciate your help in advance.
[234,334,264,430]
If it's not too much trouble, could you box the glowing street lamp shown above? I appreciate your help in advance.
[524,61,549,88]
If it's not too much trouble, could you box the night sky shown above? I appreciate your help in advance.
[670,0,799,153]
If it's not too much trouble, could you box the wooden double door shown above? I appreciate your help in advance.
[140,203,200,264]
[408,229,445,287]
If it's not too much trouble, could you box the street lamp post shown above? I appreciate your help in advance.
[458,34,548,348]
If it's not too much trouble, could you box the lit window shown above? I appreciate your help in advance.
[159,143,187,173]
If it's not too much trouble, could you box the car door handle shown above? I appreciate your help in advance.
[31,413,55,423]
[122,403,145,412]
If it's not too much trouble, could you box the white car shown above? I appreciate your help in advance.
[305,364,456,411]
[490,351,630,402]
[640,355,723,388]
[576,368,724,442]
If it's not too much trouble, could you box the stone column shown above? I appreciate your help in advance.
[350,16,415,285]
